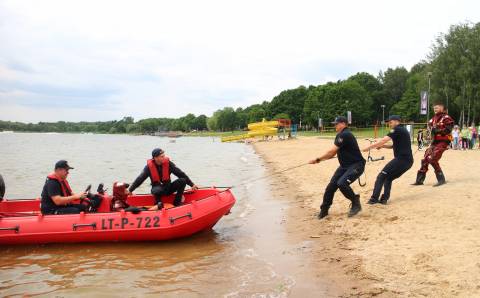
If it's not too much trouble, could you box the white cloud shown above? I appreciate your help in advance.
[0,0,478,122]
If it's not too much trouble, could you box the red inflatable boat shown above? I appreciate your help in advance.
[0,188,235,245]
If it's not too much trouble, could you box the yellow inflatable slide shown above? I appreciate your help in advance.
[221,119,280,142]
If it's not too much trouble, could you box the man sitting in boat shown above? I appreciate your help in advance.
[40,160,88,215]
[128,148,198,210]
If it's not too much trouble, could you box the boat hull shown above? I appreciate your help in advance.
[0,188,235,245]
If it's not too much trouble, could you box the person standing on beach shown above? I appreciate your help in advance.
[362,115,413,205]
[467,127,473,149]
[478,124,480,149]
[412,102,454,186]
[452,126,460,150]
[309,116,365,219]
[417,129,424,150]
[470,125,477,149]
[460,126,468,150]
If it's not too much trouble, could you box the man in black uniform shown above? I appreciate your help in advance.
[362,115,413,205]
[40,160,88,214]
[128,148,198,210]
[309,116,365,219]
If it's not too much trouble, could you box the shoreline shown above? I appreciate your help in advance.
[253,136,480,297]
[253,140,381,297]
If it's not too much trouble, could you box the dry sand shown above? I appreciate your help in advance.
[253,137,480,297]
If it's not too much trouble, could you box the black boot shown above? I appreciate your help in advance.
[412,172,426,185]
[157,202,164,210]
[433,171,446,187]
[318,208,329,219]
[348,195,362,217]
[379,194,388,205]
[367,197,379,204]
[173,195,185,207]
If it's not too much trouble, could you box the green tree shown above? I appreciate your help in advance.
[268,86,307,123]
[235,107,248,129]
[192,115,208,130]
[181,113,196,131]
[126,123,141,133]
[245,104,267,123]
[216,107,237,131]
[379,67,409,114]
[207,114,218,131]
[323,81,373,125]
[347,72,383,122]
[390,71,426,122]
[429,22,480,126]
[273,113,290,119]
[303,84,329,128]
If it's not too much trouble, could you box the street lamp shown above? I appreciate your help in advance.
[380,105,385,124]
[381,104,386,137]
[427,72,432,120]
[345,100,350,124]
[317,111,320,132]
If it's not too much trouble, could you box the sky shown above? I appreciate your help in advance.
[0,0,479,123]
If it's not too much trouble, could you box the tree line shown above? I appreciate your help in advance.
[1,22,479,134]
[0,115,208,134]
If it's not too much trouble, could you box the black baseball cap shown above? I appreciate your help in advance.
[331,116,348,125]
[55,160,74,170]
[152,148,165,158]
[387,115,401,122]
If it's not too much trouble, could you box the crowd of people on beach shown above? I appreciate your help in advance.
[451,125,479,150]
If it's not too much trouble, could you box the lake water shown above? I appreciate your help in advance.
[0,133,319,297]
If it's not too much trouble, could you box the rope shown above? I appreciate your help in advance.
[231,162,311,188]
[230,152,386,189]
[358,171,367,187]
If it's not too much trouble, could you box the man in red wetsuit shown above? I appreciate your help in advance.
[412,102,454,187]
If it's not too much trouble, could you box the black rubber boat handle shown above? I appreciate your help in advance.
[0,226,19,233]
[169,212,192,225]
[73,223,97,231]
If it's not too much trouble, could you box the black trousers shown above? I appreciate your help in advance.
[321,161,365,210]
[151,178,187,206]
[371,158,413,200]
[49,204,87,215]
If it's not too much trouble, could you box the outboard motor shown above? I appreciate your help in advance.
[111,182,130,211]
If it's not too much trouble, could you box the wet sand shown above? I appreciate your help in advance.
[253,137,480,297]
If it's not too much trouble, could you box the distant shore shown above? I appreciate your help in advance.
[253,136,480,297]
[0,129,323,137]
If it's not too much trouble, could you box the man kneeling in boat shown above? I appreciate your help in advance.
[128,148,198,210]
[40,160,88,215]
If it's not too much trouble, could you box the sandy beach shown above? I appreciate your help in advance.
[254,136,480,297]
